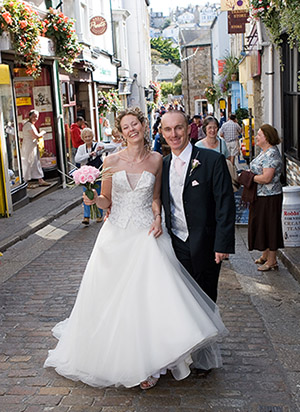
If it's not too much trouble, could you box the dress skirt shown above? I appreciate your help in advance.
[44,220,228,388]
[248,193,284,251]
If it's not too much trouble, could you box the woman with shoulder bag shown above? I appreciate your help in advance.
[75,128,106,225]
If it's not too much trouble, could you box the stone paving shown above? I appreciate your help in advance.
[0,207,299,411]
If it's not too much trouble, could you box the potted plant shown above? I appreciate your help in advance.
[223,54,240,81]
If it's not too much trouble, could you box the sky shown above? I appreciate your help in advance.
[149,0,220,15]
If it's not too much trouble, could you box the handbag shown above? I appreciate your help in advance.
[86,143,103,169]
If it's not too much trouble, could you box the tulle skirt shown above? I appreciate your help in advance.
[44,220,228,388]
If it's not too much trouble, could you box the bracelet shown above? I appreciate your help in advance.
[154,214,161,220]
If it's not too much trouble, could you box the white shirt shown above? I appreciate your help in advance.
[169,143,192,241]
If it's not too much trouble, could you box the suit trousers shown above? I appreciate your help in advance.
[171,234,221,303]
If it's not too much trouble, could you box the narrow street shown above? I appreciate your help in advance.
[0,205,299,412]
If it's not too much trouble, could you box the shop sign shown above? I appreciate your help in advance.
[218,60,226,74]
[16,96,32,106]
[93,54,117,85]
[90,16,107,36]
[221,0,250,11]
[228,10,249,33]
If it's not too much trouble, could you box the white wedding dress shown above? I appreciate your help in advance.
[44,170,228,388]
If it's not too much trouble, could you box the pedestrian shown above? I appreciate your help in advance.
[195,116,230,158]
[246,124,283,271]
[219,111,226,128]
[153,125,162,155]
[109,127,126,153]
[219,114,242,164]
[71,116,85,167]
[196,116,239,192]
[21,110,51,188]
[44,107,227,390]
[103,118,112,143]
[74,127,105,225]
[160,110,235,303]
[189,115,202,145]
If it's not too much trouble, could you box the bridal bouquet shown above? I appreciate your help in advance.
[71,165,110,220]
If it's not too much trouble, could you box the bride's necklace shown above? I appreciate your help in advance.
[123,150,148,167]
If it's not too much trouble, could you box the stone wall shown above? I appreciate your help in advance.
[181,45,212,117]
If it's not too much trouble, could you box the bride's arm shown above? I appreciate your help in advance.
[83,157,112,209]
[148,155,163,238]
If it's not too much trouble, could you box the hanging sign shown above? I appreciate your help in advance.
[90,16,107,36]
[221,0,250,11]
[228,10,249,33]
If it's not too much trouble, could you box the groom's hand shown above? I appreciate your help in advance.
[215,252,229,264]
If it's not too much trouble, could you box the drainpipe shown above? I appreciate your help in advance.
[267,44,274,125]
[257,19,274,124]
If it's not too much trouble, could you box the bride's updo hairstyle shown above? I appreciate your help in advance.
[115,107,151,151]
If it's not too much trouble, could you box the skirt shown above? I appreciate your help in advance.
[248,193,284,251]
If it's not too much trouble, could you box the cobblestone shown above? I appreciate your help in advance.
[0,213,299,411]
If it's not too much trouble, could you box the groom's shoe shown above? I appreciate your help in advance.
[194,368,212,377]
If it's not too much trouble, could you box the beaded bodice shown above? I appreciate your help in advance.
[108,170,155,229]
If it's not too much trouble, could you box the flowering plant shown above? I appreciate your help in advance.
[98,89,122,116]
[149,81,161,104]
[43,8,81,73]
[0,1,81,77]
[0,0,43,77]
[219,74,229,93]
[71,165,110,220]
[249,0,272,20]
[204,85,218,105]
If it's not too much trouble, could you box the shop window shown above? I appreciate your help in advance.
[0,73,22,189]
[282,38,300,160]
[13,66,58,172]
[61,81,76,170]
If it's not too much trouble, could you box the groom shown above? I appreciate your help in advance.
[161,110,235,303]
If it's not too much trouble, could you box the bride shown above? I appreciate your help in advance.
[44,107,228,390]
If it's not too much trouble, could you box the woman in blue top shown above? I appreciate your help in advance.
[195,116,230,159]
[248,124,283,271]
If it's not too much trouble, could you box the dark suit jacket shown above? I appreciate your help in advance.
[161,146,235,272]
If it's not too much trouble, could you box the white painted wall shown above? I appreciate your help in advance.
[211,11,230,82]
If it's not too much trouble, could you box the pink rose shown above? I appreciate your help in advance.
[87,174,95,183]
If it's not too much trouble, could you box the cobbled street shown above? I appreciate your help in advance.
[0,205,299,412]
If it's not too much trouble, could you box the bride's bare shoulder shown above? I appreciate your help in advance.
[148,150,163,164]
[103,151,125,168]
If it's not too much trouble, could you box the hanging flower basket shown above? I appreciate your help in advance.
[98,89,122,117]
[204,85,218,105]
[43,8,81,73]
[0,0,43,77]
[0,0,81,77]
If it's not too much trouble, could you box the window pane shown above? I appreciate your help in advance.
[61,82,67,105]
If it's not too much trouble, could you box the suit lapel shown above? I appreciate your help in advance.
[184,146,200,189]
[163,154,171,205]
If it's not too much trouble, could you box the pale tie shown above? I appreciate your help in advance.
[174,157,185,177]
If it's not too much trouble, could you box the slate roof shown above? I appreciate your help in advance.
[153,63,181,82]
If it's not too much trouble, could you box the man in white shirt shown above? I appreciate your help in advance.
[161,110,235,303]
[219,114,242,164]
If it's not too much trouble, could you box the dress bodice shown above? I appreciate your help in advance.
[108,170,155,229]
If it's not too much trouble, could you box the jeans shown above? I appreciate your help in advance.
[83,184,103,218]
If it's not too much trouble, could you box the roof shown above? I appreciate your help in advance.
[153,63,181,82]
[179,28,211,47]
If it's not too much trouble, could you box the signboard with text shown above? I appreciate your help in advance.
[90,16,107,36]
[228,10,249,33]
